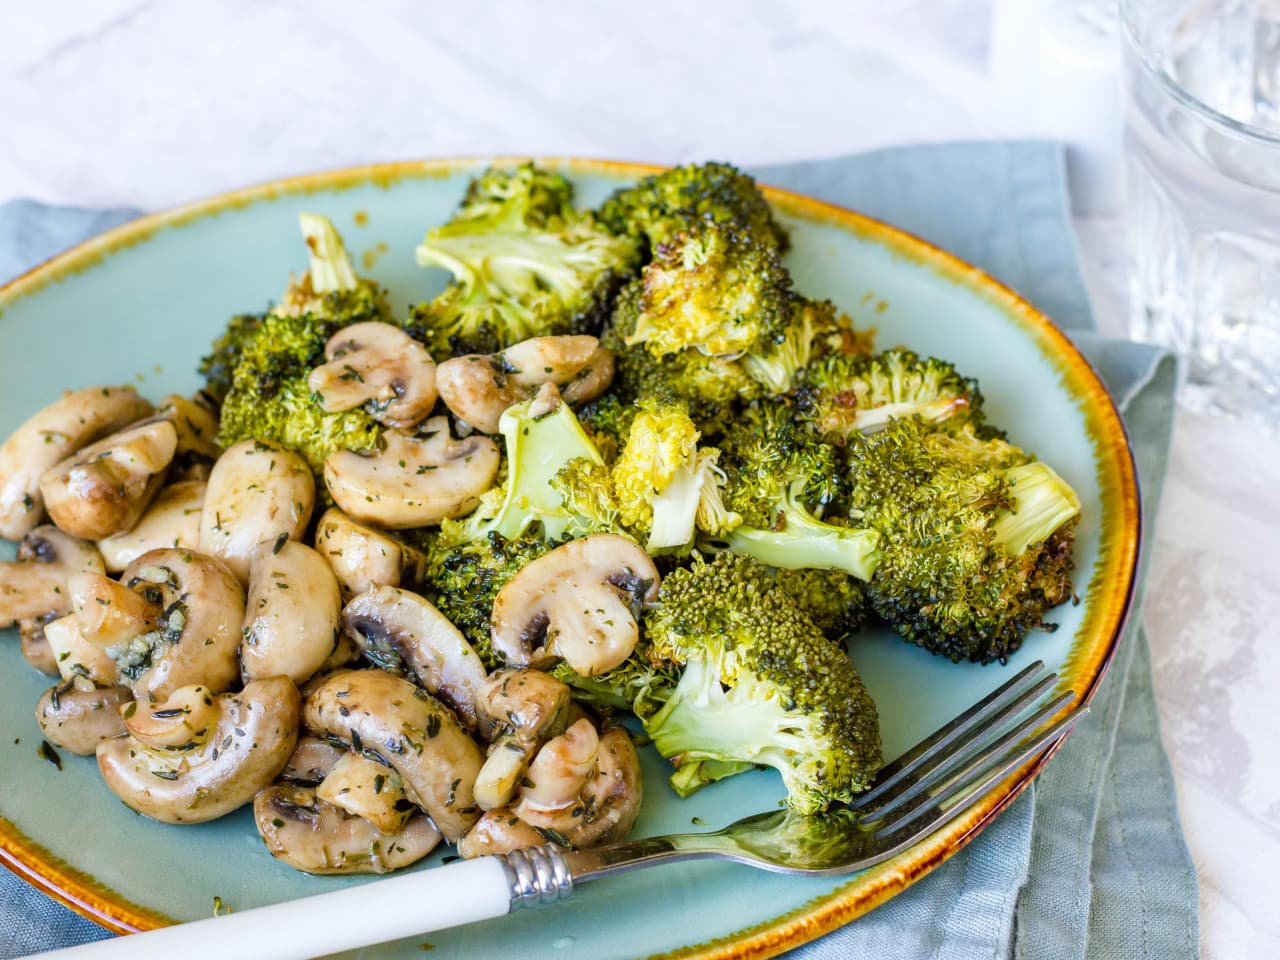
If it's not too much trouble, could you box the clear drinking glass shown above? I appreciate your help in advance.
[1121,0,1280,427]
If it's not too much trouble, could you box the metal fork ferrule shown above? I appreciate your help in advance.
[498,845,574,909]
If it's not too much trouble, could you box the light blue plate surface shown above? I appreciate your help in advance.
[0,160,1139,959]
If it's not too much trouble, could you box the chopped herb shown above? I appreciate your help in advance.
[38,741,62,770]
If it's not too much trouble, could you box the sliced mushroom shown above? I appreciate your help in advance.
[97,675,300,824]
[115,548,244,701]
[44,613,119,686]
[341,585,486,728]
[254,784,441,875]
[457,808,549,859]
[199,440,314,585]
[480,724,642,851]
[97,481,205,573]
[240,540,342,685]
[70,572,159,649]
[566,726,643,848]
[0,386,152,540]
[39,417,178,540]
[436,336,613,434]
[308,322,438,430]
[473,669,571,811]
[119,684,221,750]
[316,753,414,834]
[19,614,60,675]
[324,417,499,530]
[313,508,404,599]
[511,719,600,821]
[279,735,346,785]
[157,395,220,482]
[303,669,484,841]
[0,526,103,628]
[490,533,660,676]
[36,683,131,755]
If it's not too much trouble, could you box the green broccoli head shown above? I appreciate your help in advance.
[625,221,794,359]
[641,551,881,813]
[771,567,871,642]
[715,400,881,580]
[597,161,789,252]
[208,214,388,472]
[796,349,983,441]
[406,163,642,357]
[844,417,1080,663]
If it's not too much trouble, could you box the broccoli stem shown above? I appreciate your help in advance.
[299,214,359,293]
[724,482,882,581]
[648,659,820,799]
[992,462,1081,555]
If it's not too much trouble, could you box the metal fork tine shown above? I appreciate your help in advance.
[871,691,1079,838]
[867,708,1089,859]
[858,677,1065,822]
[848,660,1052,811]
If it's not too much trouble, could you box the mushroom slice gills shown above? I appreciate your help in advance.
[241,540,342,685]
[308,322,438,430]
[436,335,613,435]
[0,385,152,540]
[98,481,205,573]
[199,440,315,585]
[303,670,484,842]
[36,683,131,756]
[313,508,405,600]
[323,417,499,530]
[97,676,301,824]
[0,525,104,628]
[254,784,441,875]
[112,549,244,701]
[316,753,415,834]
[490,533,660,676]
[39,418,178,540]
[341,585,486,729]
[279,736,345,786]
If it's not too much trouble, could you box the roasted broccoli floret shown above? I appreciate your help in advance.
[597,161,789,252]
[604,277,762,435]
[715,400,881,580]
[845,417,1081,663]
[208,214,388,472]
[741,296,858,396]
[608,399,740,550]
[406,163,641,357]
[796,349,983,441]
[772,567,871,642]
[626,222,794,358]
[640,551,881,813]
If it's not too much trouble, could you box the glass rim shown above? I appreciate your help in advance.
[1119,0,1280,147]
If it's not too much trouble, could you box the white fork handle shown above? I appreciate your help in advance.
[29,857,515,960]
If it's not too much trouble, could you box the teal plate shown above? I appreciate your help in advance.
[0,159,1139,960]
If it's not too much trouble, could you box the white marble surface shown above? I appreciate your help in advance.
[4,2,1278,957]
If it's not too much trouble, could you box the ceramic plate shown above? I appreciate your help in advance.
[0,159,1139,959]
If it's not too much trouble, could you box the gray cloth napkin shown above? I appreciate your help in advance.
[0,142,1198,959]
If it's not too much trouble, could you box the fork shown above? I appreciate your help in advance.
[32,660,1085,960]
